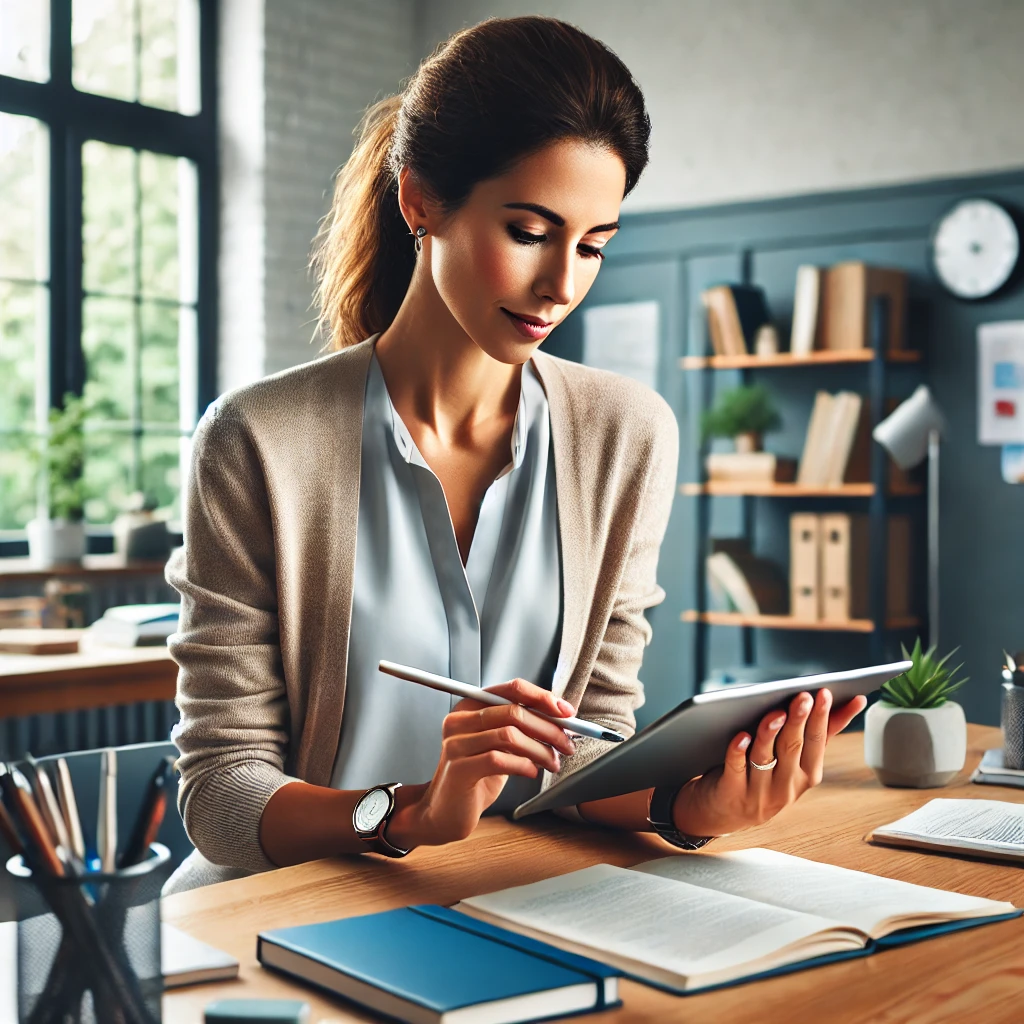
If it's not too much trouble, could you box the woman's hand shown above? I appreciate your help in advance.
[671,688,867,839]
[387,679,576,849]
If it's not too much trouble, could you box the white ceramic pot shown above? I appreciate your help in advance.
[26,518,86,568]
[864,700,967,788]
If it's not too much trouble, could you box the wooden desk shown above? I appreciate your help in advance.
[0,554,170,582]
[163,725,1024,1024]
[0,633,177,718]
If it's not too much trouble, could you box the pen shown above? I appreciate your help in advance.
[0,765,65,876]
[97,749,117,873]
[118,755,174,868]
[23,757,78,872]
[55,757,87,862]
[378,660,627,743]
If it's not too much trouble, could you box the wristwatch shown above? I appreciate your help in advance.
[352,783,410,858]
[647,784,715,851]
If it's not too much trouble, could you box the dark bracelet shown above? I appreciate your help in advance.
[647,784,715,851]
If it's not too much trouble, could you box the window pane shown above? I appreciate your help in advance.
[83,428,134,524]
[72,0,134,103]
[0,0,50,82]
[0,433,37,529]
[140,301,177,424]
[140,433,181,516]
[0,280,47,431]
[83,140,136,296]
[140,150,179,299]
[0,113,48,282]
[83,295,134,422]
[73,0,200,114]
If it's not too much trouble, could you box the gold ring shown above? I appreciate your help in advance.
[749,757,777,771]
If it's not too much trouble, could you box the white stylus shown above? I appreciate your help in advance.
[378,660,626,743]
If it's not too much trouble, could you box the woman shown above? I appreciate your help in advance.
[165,16,865,893]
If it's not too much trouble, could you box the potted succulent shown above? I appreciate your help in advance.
[26,393,88,568]
[864,638,968,788]
[701,384,781,453]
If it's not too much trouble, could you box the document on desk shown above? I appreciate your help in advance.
[870,798,1024,862]
[455,848,1019,994]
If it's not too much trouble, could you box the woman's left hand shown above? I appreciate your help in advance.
[671,688,867,839]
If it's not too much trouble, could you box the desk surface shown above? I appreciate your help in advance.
[0,632,177,717]
[163,724,1024,1024]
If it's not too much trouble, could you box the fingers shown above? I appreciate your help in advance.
[453,750,543,782]
[717,732,753,799]
[444,726,562,774]
[799,688,831,780]
[445,702,576,757]
[747,710,785,799]
[484,678,575,719]
[775,692,814,776]
[827,694,868,738]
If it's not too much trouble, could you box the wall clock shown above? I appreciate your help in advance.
[931,198,1020,300]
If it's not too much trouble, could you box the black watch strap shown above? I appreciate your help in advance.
[647,785,715,851]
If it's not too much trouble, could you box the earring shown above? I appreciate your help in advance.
[413,225,427,253]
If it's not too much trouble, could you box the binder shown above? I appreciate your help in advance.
[789,514,821,620]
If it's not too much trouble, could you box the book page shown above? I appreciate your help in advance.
[874,798,1024,854]
[635,848,1007,938]
[459,864,860,987]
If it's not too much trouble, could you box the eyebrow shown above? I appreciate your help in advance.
[503,202,620,235]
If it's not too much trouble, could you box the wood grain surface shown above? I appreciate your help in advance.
[162,724,1024,1024]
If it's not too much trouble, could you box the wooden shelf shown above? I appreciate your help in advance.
[680,481,922,497]
[679,349,922,370]
[681,610,921,633]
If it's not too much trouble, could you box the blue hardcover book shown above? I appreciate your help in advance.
[257,906,620,1024]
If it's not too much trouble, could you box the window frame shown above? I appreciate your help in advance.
[0,0,218,540]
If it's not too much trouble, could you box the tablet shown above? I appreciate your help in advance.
[512,659,911,819]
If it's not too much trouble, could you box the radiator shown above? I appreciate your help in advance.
[1,570,182,761]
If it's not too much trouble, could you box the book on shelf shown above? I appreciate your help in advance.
[258,905,622,1024]
[704,452,797,484]
[789,513,821,621]
[85,603,180,648]
[870,798,1024,864]
[796,390,865,487]
[970,749,1024,790]
[819,261,908,353]
[701,284,771,356]
[455,848,1019,995]
[789,264,822,356]
[706,540,787,616]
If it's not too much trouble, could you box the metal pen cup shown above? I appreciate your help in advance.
[6,842,171,1024]
[1002,682,1024,770]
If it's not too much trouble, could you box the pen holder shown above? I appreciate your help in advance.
[1002,682,1024,770]
[6,843,171,1024]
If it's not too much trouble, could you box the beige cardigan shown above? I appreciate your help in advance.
[166,338,678,882]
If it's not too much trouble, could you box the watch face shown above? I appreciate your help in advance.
[354,788,391,833]
[932,198,1020,299]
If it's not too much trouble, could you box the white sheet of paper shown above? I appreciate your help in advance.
[582,301,660,390]
[978,321,1024,444]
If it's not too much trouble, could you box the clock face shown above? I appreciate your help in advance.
[354,788,391,832]
[932,198,1020,300]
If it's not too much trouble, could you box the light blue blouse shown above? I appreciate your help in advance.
[330,352,562,813]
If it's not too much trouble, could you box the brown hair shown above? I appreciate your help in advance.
[311,16,651,350]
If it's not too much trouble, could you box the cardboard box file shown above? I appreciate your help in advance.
[789,514,821,620]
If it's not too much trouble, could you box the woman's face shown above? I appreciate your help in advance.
[426,139,627,365]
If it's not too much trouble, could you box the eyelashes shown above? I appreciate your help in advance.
[506,224,605,261]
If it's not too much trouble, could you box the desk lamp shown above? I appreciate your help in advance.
[872,385,946,648]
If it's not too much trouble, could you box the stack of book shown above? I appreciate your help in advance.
[796,390,868,486]
[788,262,908,355]
[704,452,797,484]
[706,539,787,616]
[701,284,771,356]
[789,513,911,622]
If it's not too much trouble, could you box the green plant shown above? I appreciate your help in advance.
[33,393,88,522]
[880,638,968,709]
[701,384,781,440]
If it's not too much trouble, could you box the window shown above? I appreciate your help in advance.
[0,0,215,533]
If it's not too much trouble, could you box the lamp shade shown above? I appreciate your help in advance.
[872,384,946,470]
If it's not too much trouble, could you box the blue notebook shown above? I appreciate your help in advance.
[257,905,620,1024]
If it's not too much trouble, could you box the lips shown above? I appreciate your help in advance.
[501,308,554,340]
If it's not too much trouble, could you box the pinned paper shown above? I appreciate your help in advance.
[582,301,660,390]
[1002,445,1024,484]
[978,322,1024,445]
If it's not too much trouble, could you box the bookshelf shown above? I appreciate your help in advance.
[681,293,926,684]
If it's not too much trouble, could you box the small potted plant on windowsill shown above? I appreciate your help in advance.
[701,383,781,453]
[864,638,968,788]
[26,394,88,568]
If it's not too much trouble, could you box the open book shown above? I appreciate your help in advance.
[456,848,1018,994]
[870,798,1024,863]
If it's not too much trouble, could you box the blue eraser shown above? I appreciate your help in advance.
[204,999,310,1024]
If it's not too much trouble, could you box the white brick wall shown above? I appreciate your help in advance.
[219,0,417,390]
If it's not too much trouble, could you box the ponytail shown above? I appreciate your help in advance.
[312,17,650,351]
[311,95,414,350]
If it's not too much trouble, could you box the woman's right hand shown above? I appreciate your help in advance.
[386,678,577,849]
